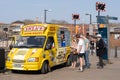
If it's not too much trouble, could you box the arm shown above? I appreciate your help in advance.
[86,43,89,51]
[97,39,104,50]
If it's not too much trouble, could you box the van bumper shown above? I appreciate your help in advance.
[6,62,41,71]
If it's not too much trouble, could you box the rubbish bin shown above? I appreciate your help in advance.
[0,48,5,71]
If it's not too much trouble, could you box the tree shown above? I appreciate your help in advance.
[50,20,69,24]
[23,19,41,24]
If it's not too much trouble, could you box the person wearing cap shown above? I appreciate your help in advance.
[76,34,86,72]
[96,34,106,69]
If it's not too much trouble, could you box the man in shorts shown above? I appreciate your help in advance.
[76,34,86,72]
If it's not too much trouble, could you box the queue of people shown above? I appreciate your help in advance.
[69,33,106,72]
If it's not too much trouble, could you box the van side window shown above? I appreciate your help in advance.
[45,37,54,50]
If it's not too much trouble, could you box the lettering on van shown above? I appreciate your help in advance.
[24,26,45,31]
[49,27,56,31]
[24,32,43,35]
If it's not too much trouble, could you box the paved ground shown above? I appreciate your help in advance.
[0,48,120,80]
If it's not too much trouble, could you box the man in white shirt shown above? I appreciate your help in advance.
[76,34,86,72]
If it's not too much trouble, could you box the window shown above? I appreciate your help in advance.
[45,37,54,50]
[14,36,46,48]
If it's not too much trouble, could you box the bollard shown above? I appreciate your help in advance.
[115,46,118,58]
[0,48,5,73]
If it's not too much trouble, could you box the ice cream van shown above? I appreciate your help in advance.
[6,24,71,74]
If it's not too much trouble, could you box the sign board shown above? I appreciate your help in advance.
[108,17,118,20]
[99,24,106,28]
[97,16,107,24]
[72,14,80,20]
[97,16,118,24]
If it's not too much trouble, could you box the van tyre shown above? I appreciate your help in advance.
[41,62,49,74]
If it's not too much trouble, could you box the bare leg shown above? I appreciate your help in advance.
[73,61,76,68]
[79,57,83,71]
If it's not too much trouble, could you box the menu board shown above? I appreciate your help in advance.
[57,30,62,47]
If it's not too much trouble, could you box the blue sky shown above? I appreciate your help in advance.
[0,0,119,24]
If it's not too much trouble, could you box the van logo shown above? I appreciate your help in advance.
[24,26,45,31]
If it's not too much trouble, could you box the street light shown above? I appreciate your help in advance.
[85,13,92,24]
[85,13,93,36]
[44,9,52,23]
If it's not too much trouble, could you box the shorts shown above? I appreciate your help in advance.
[72,54,78,62]
[70,52,78,62]
[78,53,85,58]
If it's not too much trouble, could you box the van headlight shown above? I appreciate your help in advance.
[28,57,39,62]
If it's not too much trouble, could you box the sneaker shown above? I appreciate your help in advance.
[80,67,83,72]
[78,67,83,72]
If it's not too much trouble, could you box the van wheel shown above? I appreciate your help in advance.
[66,56,71,66]
[41,62,49,74]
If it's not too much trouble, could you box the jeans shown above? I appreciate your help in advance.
[84,50,91,68]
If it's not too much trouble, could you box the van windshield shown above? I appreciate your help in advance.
[14,36,46,48]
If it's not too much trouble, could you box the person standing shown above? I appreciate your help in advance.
[96,34,106,69]
[82,35,91,69]
[76,34,85,72]
[69,39,78,69]
[90,39,95,55]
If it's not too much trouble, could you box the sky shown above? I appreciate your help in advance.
[0,0,119,24]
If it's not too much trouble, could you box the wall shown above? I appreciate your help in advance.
[110,33,120,48]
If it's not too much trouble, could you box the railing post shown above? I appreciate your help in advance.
[115,46,118,58]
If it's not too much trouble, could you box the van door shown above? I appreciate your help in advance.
[44,36,56,66]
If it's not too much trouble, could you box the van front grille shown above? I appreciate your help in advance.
[12,59,25,63]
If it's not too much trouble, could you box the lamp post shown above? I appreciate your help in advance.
[85,13,93,35]
[85,13,92,24]
[44,9,52,23]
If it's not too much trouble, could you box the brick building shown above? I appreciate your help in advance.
[110,27,120,48]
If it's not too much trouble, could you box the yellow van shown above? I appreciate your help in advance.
[6,24,71,73]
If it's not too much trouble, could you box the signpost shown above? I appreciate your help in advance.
[97,15,118,61]
[96,2,118,62]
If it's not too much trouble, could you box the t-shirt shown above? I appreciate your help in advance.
[77,38,85,54]
[84,38,90,51]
